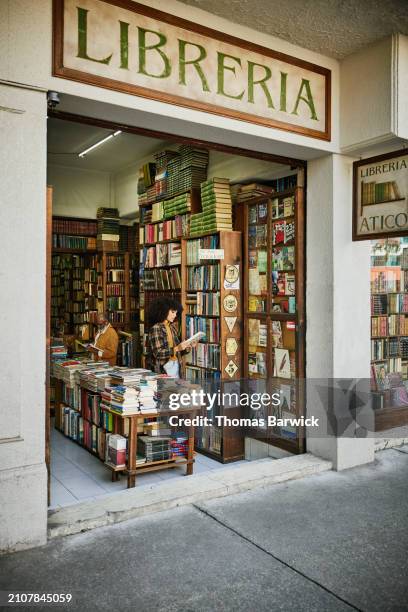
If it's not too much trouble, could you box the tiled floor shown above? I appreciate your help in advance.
[50,425,247,509]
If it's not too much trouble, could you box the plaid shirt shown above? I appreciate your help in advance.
[148,322,182,373]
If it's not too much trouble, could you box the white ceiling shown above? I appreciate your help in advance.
[47,118,167,172]
[179,0,408,59]
[47,117,292,181]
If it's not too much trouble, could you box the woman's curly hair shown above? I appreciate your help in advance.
[147,296,183,327]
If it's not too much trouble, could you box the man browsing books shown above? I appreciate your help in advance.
[87,312,119,366]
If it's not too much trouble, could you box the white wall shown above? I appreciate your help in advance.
[0,84,48,552]
[340,34,408,153]
[48,164,113,218]
[306,153,374,470]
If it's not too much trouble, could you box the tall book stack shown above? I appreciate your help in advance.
[190,178,233,236]
[178,145,209,192]
[167,155,181,196]
[154,150,179,199]
[97,207,120,252]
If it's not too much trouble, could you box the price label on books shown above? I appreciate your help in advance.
[199,249,225,260]
[353,149,408,240]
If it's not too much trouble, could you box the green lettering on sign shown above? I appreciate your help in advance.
[77,7,112,65]
[217,52,244,100]
[138,27,171,79]
[280,72,287,112]
[178,40,210,91]
[119,21,129,70]
[247,61,274,108]
[292,79,318,120]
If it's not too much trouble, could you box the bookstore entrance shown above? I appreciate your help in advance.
[47,112,306,509]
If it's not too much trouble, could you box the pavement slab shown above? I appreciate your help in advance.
[0,506,353,612]
[197,448,408,612]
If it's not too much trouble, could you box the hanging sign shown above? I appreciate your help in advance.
[353,149,408,240]
[53,0,331,140]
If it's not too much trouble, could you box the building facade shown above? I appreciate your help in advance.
[0,0,407,552]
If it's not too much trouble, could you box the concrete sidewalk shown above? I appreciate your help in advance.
[0,447,407,611]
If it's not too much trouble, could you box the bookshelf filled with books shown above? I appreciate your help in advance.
[181,229,244,461]
[238,184,305,454]
[51,217,99,338]
[52,216,140,345]
[370,237,408,429]
[136,147,209,358]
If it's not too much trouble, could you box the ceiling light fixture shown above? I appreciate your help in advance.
[78,130,122,158]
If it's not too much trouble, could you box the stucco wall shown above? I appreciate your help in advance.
[0,84,48,552]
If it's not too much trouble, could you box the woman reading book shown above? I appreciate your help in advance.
[147,297,198,377]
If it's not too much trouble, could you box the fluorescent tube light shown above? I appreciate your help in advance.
[78,130,122,158]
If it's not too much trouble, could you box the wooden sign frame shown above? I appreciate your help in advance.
[353,148,408,241]
[52,0,331,141]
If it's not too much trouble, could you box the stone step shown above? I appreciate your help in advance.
[48,453,332,539]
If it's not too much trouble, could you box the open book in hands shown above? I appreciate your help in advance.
[180,331,205,349]
[76,341,98,351]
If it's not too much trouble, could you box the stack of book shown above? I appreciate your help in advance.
[190,178,232,235]
[235,183,275,203]
[154,150,179,199]
[137,435,172,462]
[171,432,188,457]
[139,378,158,413]
[178,145,209,192]
[167,155,181,196]
[97,207,120,252]
[109,367,151,386]
[163,193,192,219]
[109,386,140,415]
[51,342,68,360]
[106,434,127,467]
[144,422,172,437]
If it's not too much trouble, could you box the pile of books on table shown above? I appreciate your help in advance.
[51,341,68,361]
[78,362,113,392]
[109,386,141,415]
[171,432,189,457]
[137,435,173,462]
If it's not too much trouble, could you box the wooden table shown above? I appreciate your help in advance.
[103,407,199,488]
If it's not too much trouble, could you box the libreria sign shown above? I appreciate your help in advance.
[53,0,331,140]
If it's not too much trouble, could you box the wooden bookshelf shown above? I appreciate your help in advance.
[181,230,244,462]
[138,191,200,366]
[237,184,306,455]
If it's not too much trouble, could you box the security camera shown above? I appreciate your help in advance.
[47,91,60,109]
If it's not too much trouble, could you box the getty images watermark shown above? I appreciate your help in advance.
[156,378,383,437]
[166,388,319,428]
